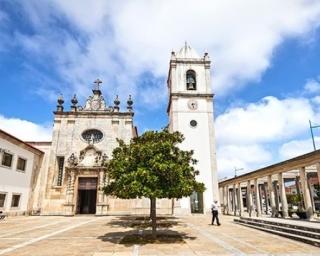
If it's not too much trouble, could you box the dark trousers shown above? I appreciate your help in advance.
[211,210,220,225]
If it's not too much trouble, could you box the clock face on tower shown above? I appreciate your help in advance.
[187,99,198,110]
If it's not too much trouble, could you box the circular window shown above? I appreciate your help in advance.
[81,129,103,144]
[190,120,197,127]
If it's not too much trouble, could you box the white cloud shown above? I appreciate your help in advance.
[217,144,272,179]
[4,0,320,106]
[279,138,316,160]
[216,96,314,145]
[304,78,320,94]
[3,1,320,178]
[0,115,52,141]
[215,94,320,178]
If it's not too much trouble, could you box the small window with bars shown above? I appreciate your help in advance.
[11,194,21,208]
[0,193,6,208]
[2,152,13,168]
[56,156,65,186]
[17,157,27,172]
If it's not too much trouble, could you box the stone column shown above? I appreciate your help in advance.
[258,184,263,213]
[247,180,253,217]
[262,182,269,214]
[317,163,320,185]
[233,184,237,216]
[299,167,313,219]
[267,175,276,217]
[237,182,244,216]
[274,180,280,216]
[254,178,262,217]
[227,186,231,215]
[278,172,289,218]
[223,186,228,214]
[220,186,223,203]
[295,176,303,210]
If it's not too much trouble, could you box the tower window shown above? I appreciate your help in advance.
[186,70,196,90]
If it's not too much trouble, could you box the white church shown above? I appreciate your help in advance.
[0,44,219,216]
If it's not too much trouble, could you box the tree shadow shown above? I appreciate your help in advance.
[97,229,196,246]
[97,215,196,246]
[105,215,182,229]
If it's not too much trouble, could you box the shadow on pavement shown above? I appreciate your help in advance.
[97,216,196,246]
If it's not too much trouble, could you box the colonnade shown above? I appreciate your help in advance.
[219,150,320,220]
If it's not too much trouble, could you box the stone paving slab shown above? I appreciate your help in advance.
[0,215,319,255]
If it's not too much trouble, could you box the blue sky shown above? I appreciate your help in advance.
[2,1,320,178]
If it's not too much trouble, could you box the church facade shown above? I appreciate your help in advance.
[1,44,218,216]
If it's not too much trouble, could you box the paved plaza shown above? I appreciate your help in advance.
[0,215,319,256]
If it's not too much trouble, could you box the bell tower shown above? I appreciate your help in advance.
[167,43,219,214]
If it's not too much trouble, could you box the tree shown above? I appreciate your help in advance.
[314,184,320,199]
[103,128,205,238]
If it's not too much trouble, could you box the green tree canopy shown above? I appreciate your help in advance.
[104,128,205,237]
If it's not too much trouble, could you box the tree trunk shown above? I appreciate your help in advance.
[171,198,174,215]
[150,197,157,239]
[150,200,152,219]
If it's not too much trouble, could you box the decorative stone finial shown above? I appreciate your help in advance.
[56,94,64,112]
[204,50,209,60]
[67,153,78,167]
[113,95,120,112]
[171,50,176,60]
[127,95,133,112]
[71,94,78,111]
[101,153,108,166]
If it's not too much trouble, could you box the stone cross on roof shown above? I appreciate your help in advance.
[94,79,102,90]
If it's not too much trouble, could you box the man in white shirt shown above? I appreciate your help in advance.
[211,200,221,226]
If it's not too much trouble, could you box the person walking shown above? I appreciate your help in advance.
[211,200,221,226]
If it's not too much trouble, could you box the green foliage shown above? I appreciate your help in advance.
[286,194,302,206]
[103,129,205,200]
[314,184,320,198]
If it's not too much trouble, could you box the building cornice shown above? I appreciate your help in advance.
[53,111,134,117]
[170,59,211,65]
[167,93,214,113]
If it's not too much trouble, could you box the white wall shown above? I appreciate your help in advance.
[168,53,219,214]
[0,137,35,214]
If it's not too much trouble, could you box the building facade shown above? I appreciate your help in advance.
[0,129,43,215]
[167,44,219,214]
[1,45,218,216]
[27,82,173,216]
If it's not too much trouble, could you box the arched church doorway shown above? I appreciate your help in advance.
[76,177,97,214]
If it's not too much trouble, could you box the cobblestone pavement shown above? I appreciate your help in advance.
[0,214,319,256]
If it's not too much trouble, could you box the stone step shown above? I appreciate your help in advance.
[240,216,320,234]
[234,219,320,248]
[235,218,320,240]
